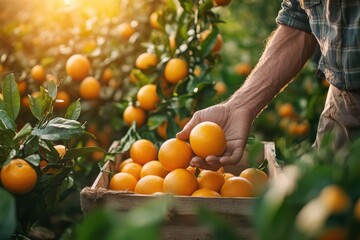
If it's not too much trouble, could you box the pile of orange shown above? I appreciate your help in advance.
[109,122,269,197]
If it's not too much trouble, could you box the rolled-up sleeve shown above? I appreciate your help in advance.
[276,0,312,33]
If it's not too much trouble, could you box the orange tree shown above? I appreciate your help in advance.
[113,0,228,152]
[0,0,164,154]
[0,73,106,238]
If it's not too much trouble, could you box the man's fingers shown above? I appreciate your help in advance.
[176,117,198,140]
[190,157,221,171]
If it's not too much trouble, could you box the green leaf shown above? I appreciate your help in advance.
[0,98,4,110]
[23,135,40,156]
[0,188,16,240]
[2,73,20,120]
[64,146,107,160]
[0,109,16,131]
[0,129,16,149]
[59,176,74,194]
[29,94,43,120]
[65,99,81,120]
[115,122,141,153]
[200,27,219,58]
[47,80,57,100]
[13,122,32,143]
[32,117,85,141]
[25,154,41,166]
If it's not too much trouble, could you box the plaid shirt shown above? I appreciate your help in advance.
[276,0,360,90]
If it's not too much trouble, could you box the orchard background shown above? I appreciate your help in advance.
[2,0,358,240]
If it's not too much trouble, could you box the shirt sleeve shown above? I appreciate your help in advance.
[276,0,312,33]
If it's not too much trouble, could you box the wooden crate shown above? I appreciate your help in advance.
[80,141,282,240]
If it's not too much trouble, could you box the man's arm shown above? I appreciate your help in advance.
[225,25,318,120]
[177,25,318,170]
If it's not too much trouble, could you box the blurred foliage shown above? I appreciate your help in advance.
[254,136,360,240]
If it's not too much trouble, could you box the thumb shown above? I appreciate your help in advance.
[176,118,198,141]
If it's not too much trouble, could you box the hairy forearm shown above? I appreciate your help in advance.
[226,25,318,118]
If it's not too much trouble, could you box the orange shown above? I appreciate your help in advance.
[223,172,235,181]
[85,139,105,161]
[200,30,223,53]
[316,227,347,240]
[214,0,231,6]
[220,177,254,197]
[234,63,252,76]
[157,121,168,139]
[175,115,190,129]
[137,84,159,111]
[186,166,198,175]
[214,81,227,95]
[31,65,46,84]
[354,198,360,220]
[17,80,27,95]
[240,168,268,196]
[163,168,198,196]
[130,139,157,166]
[134,175,164,194]
[120,162,142,180]
[39,160,58,174]
[54,144,66,159]
[79,76,101,100]
[278,103,295,118]
[101,67,113,83]
[319,185,350,214]
[118,158,134,172]
[66,54,91,81]
[140,160,169,178]
[129,71,138,84]
[164,58,188,84]
[197,170,225,193]
[135,53,158,71]
[123,105,146,127]
[149,12,161,30]
[169,35,176,50]
[189,121,226,159]
[118,22,135,39]
[54,91,71,109]
[109,172,137,192]
[191,188,222,197]
[158,138,193,171]
[1,159,37,194]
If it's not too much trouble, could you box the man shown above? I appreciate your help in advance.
[176,0,360,170]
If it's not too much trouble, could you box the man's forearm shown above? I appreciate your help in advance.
[226,25,318,118]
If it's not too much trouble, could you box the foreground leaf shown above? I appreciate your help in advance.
[32,117,85,141]
[0,188,16,240]
[2,73,20,120]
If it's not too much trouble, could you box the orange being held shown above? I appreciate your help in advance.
[137,84,159,111]
[123,105,146,127]
[163,168,198,196]
[134,175,164,194]
[130,139,157,166]
[109,172,137,191]
[220,176,254,197]
[1,159,37,194]
[197,170,225,193]
[140,160,169,178]
[164,58,188,84]
[66,54,91,81]
[189,121,226,160]
[158,138,193,171]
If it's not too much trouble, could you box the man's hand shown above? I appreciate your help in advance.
[176,103,253,171]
